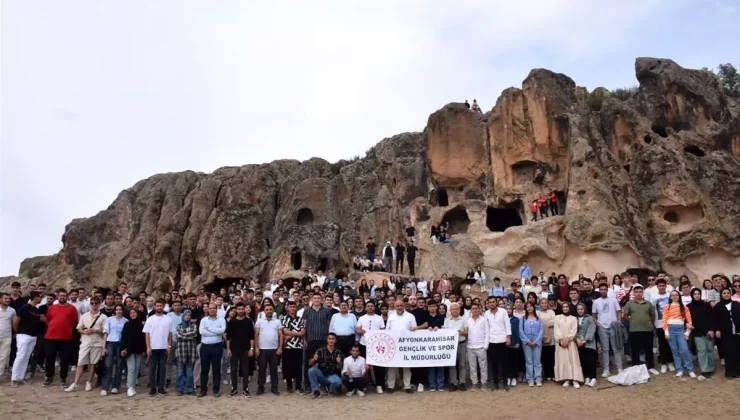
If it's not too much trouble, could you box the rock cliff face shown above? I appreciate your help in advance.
[3,58,739,293]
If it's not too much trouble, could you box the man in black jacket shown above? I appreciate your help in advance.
[406,240,418,276]
[395,242,405,274]
[226,303,255,397]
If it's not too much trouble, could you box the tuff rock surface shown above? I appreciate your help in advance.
[2,57,739,293]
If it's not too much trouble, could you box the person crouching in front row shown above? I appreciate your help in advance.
[342,344,369,396]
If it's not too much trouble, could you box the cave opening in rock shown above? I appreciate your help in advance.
[441,205,470,235]
[626,268,654,287]
[643,134,653,144]
[684,145,706,157]
[206,277,242,293]
[512,160,538,184]
[282,277,301,290]
[317,257,329,272]
[663,211,679,224]
[623,164,631,173]
[486,205,523,232]
[437,188,449,207]
[297,208,314,225]
[651,123,668,138]
[291,249,302,270]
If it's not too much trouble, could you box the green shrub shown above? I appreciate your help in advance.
[612,86,638,101]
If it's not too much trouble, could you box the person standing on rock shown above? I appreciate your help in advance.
[406,239,418,276]
[471,99,481,113]
[519,262,532,286]
[381,241,395,273]
[549,191,559,216]
[537,194,548,219]
[366,237,377,263]
[395,241,405,274]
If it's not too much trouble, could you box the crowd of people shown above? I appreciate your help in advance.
[1,269,739,401]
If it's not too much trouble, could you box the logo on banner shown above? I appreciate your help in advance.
[367,332,396,363]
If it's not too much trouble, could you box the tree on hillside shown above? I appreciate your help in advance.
[717,63,738,90]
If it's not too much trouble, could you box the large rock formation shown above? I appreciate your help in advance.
[2,58,739,293]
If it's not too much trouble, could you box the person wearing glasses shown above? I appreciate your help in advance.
[65,298,107,392]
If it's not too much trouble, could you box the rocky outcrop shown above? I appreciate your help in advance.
[3,57,739,293]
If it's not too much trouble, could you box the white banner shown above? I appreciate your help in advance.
[364,329,459,367]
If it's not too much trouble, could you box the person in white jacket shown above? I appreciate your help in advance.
[474,267,487,289]
[381,241,396,273]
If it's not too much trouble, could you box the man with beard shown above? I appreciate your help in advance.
[355,300,383,393]
[386,299,418,393]
[10,292,43,387]
[329,301,357,358]
[579,278,599,314]
[226,302,255,397]
[280,300,305,394]
[144,299,172,396]
[407,295,428,392]
[43,289,79,388]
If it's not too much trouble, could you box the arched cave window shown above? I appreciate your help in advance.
[441,206,470,235]
[684,145,705,157]
[317,257,329,272]
[651,123,668,138]
[486,205,523,232]
[663,211,679,224]
[283,277,300,290]
[291,249,302,270]
[297,208,314,225]
[437,188,449,207]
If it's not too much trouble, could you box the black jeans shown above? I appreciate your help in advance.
[199,343,222,393]
[45,339,72,381]
[149,349,167,391]
[542,345,555,379]
[407,258,415,276]
[487,342,508,383]
[336,336,354,360]
[304,340,323,388]
[550,202,558,216]
[258,349,278,391]
[655,328,673,364]
[579,347,597,379]
[629,331,655,369]
[282,348,303,389]
[722,334,740,378]
[396,258,404,274]
[230,350,250,391]
[506,347,520,379]
[342,376,367,391]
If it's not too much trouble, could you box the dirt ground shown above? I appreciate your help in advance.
[1,368,739,420]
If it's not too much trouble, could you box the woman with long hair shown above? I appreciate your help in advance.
[120,308,146,397]
[714,288,740,378]
[163,293,172,312]
[663,290,695,378]
[526,292,540,311]
[359,279,369,296]
[611,275,623,296]
[687,287,714,380]
[701,279,719,306]
[474,266,487,289]
[387,276,396,293]
[175,309,198,395]
[554,302,584,388]
[575,303,597,387]
[101,304,128,395]
[520,302,543,386]
[538,298,556,381]
[465,268,476,290]
[463,296,473,313]
[733,279,740,303]
[436,273,451,298]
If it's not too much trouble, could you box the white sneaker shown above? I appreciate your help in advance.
[376,385,383,394]
[562,381,571,387]
[100,390,107,396]
[688,372,697,378]
[111,388,119,394]
[511,378,517,387]
[429,388,437,392]
[127,388,136,397]
[573,381,580,389]
[528,381,534,387]
[417,383,424,392]
[720,359,725,366]
[346,390,355,397]
[649,368,660,376]
[697,375,707,381]
[64,383,78,392]
[535,381,542,387]
[222,379,229,385]
[357,390,365,396]
[601,370,610,378]
[589,378,597,387]
[85,381,93,391]
[668,363,676,372]
[676,372,684,377]
[71,365,77,372]
[660,365,668,374]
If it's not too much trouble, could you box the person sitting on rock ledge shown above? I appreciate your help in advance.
[471,99,481,113]
[372,256,384,272]
[360,256,371,272]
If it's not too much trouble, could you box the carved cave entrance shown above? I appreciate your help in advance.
[291,249,302,270]
[486,203,523,232]
[436,188,449,207]
[283,277,301,290]
[206,277,241,293]
[317,257,329,272]
[297,208,314,225]
[626,268,654,288]
[441,206,470,235]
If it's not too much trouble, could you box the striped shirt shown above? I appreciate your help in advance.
[303,305,331,342]
[281,315,305,349]
[661,303,693,331]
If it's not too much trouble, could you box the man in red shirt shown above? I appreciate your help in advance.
[537,194,548,219]
[43,288,79,388]
[529,201,538,222]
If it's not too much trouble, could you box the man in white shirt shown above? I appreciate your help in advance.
[254,302,283,396]
[316,271,327,289]
[143,299,172,396]
[465,302,489,390]
[484,297,511,391]
[593,283,623,377]
[386,300,416,393]
[0,293,16,379]
[355,301,383,394]
[443,302,467,391]
[342,344,369,396]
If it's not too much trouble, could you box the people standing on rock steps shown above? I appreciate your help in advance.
[537,194,548,219]
[382,241,396,273]
[406,239,418,276]
[395,241,405,274]
[549,190,559,216]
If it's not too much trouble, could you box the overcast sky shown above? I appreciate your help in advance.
[1,0,738,275]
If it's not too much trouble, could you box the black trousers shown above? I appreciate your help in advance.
[199,343,222,393]
[257,349,278,391]
[723,334,740,378]
[629,331,655,369]
[149,349,167,391]
[579,347,597,379]
[336,336,354,359]
[70,330,80,366]
[396,258,404,274]
[282,348,303,389]
[407,258,415,276]
[487,342,508,383]
[304,340,324,388]
[506,347,520,378]
[655,328,673,364]
[45,339,72,381]
[550,202,558,216]
[542,345,555,379]
[411,367,426,386]
[230,350,250,391]
[359,344,385,387]
[342,376,367,391]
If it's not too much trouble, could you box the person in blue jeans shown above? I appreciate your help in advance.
[519,302,543,386]
[308,333,343,399]
[175,310,198,395]
[101,305,128,394]
[425,301,446,390]
[506,304,522,387]
[664,290,695,378]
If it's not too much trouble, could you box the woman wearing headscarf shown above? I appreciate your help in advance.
[120,308,146,397]
[713,288,740,378]
[687,287,715,380]
[554,302,584,388]
[575,303,597,387]
[175,309,198,395]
